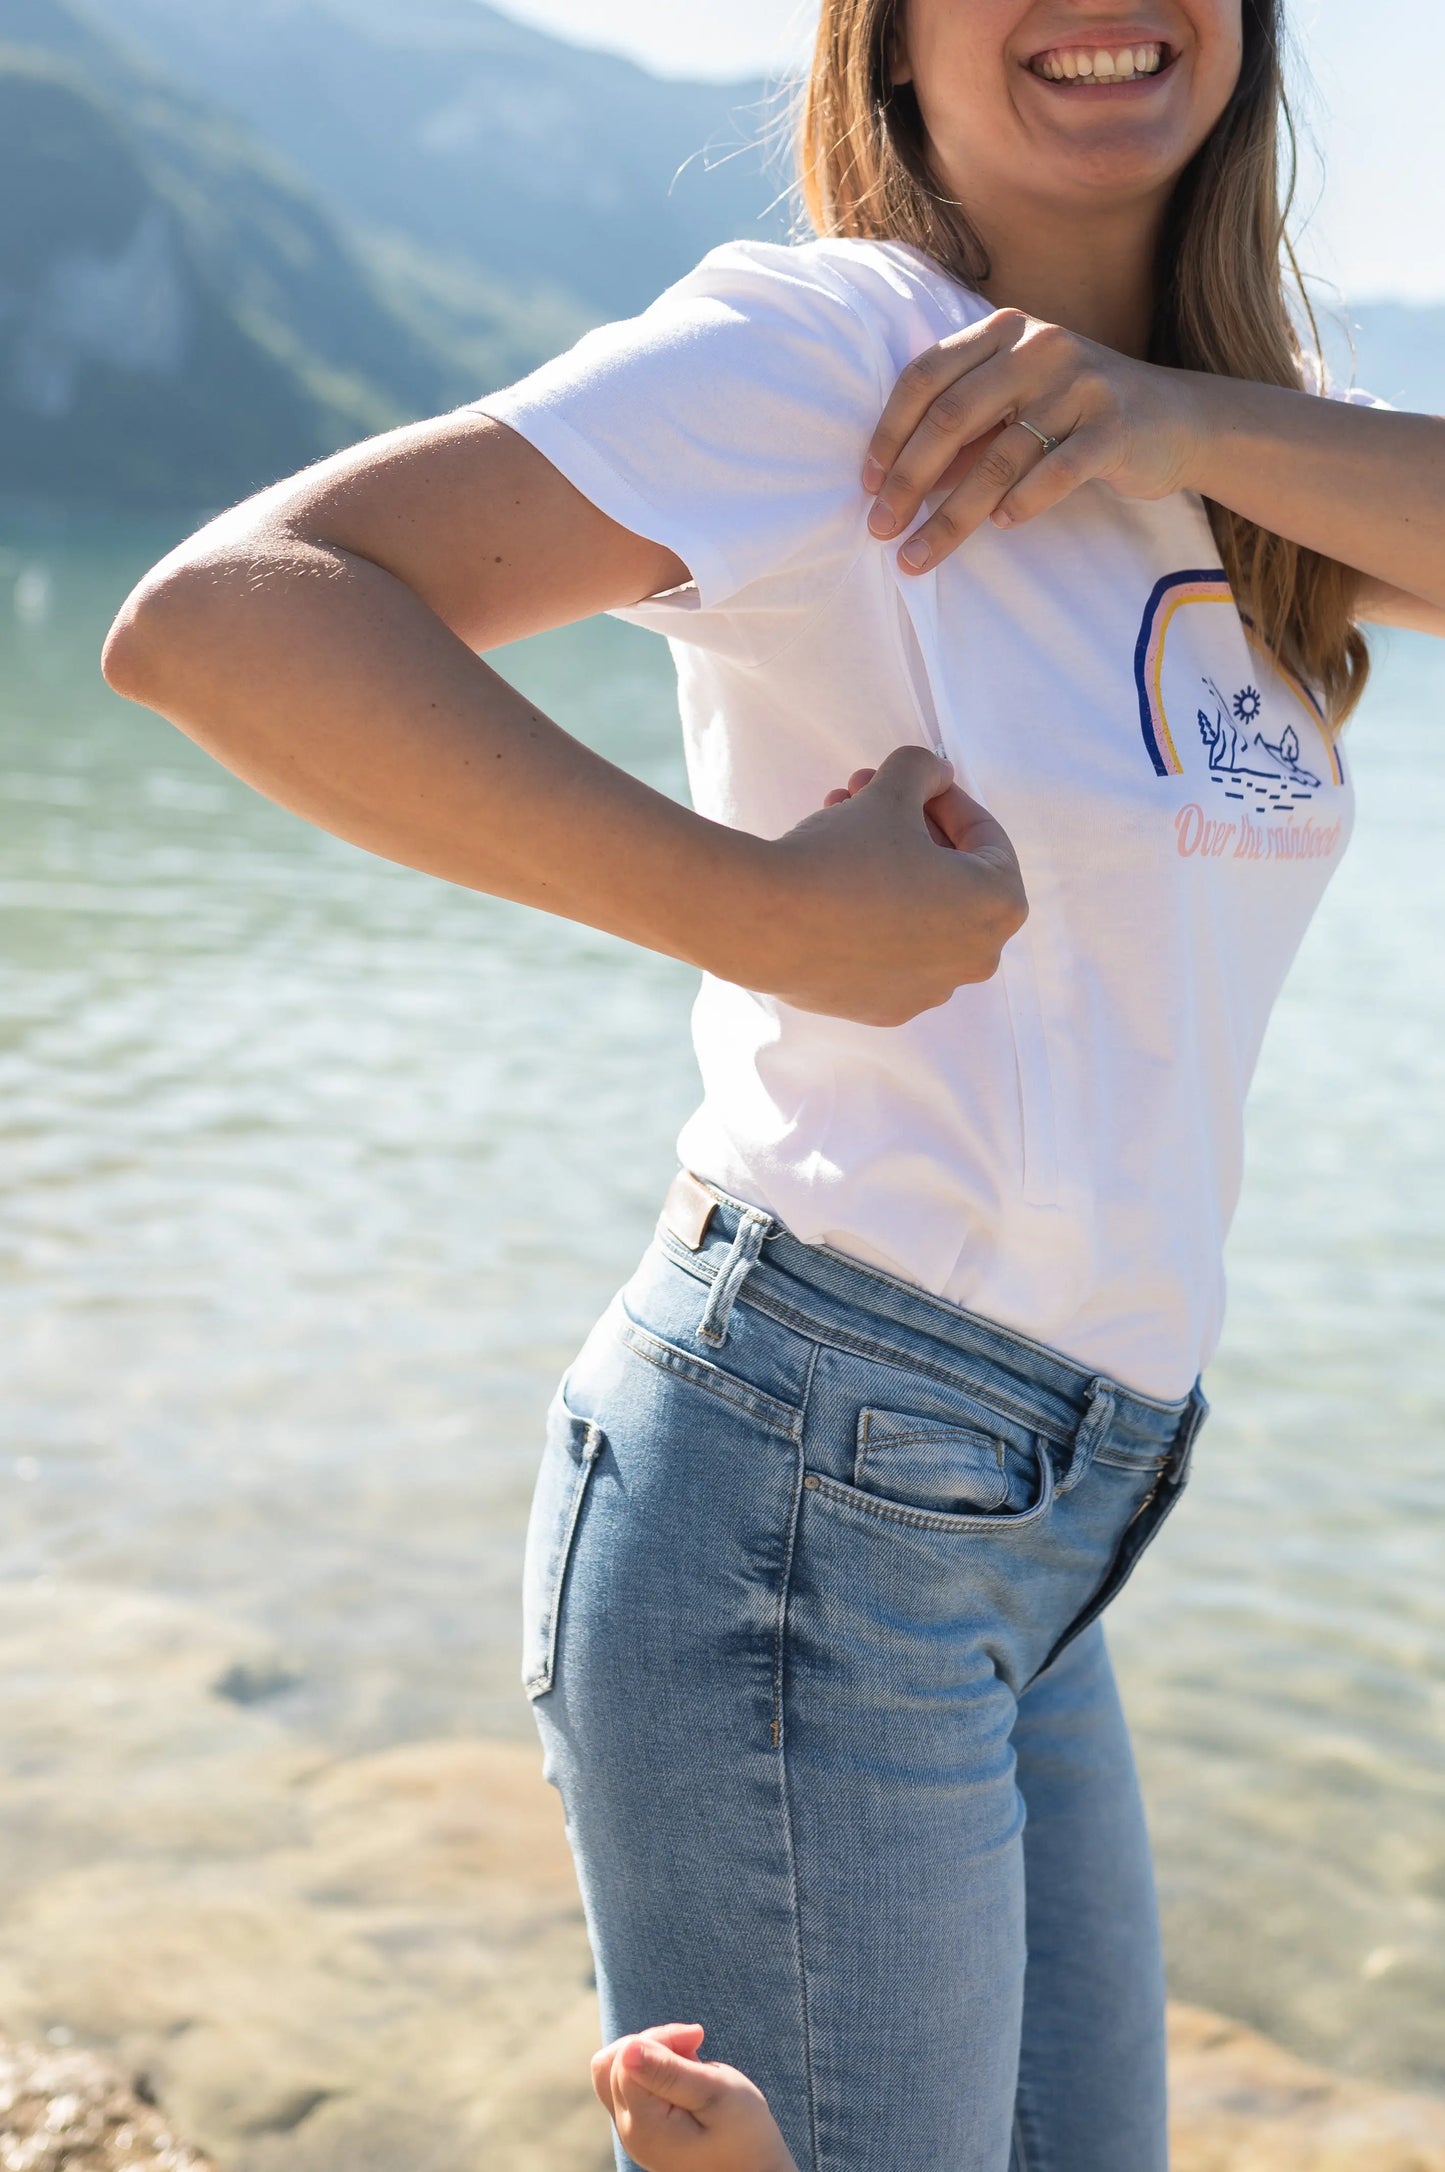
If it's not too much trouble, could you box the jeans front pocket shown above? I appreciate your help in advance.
[808,1401,1055,1535]
[855,1407,1041,1518]
[521,1377,606,1701]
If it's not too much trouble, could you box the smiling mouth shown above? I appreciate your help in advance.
[1027,39,1172,82]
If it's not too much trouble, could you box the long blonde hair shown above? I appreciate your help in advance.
[798,0,1369,727]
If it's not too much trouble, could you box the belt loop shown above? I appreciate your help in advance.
[1060,1379,1116,1495]
[698,1208,771,1347]
[1169,1380,1210,1486]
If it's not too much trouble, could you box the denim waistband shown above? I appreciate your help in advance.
[665,1171,1208,1474]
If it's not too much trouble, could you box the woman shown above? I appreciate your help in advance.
[102,0,1445,2165]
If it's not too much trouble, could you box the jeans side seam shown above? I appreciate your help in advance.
[776,1336,823,2172]
[772,1333,820,1752]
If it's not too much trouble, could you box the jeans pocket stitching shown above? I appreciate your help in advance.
[853,1408,1013,1514]
[616,1313,802,1439]
[806,1440,1055,1535]
[522,1406,605,1701]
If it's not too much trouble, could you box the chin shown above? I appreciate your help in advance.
[1045,139,1191,199]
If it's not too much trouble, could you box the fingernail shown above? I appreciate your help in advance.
[992,506,1014,528]
[868,502,897,537]
[862,457,886,493]
[899,535,930,570]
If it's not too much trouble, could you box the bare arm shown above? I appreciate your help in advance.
[856,309,1445,634]
[101,408,1026,1027]
[1180,379,1445,633]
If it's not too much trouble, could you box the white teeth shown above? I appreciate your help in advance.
[1032,40,1163,82]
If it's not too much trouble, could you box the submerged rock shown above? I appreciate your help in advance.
[0,2036,217,2170]
[1168,2004,1445,2170]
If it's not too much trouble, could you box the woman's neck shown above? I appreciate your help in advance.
[970,196,1167,358]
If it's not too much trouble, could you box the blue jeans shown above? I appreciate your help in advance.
[523,1175,1207,2172]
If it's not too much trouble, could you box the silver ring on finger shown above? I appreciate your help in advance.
[1017,418,1061,455]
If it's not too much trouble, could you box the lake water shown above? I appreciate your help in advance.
[3,510,1442,2096]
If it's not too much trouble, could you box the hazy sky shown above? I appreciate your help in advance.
[496,0,1443,302]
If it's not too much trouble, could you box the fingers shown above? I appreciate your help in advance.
[594,2023,704,2115]
[867,744,953,811]
[640,2022,706,2060]
[861,311,1129,566]
[894,420,1064,572]
[920,781,1020,865]
[614,2034,723,2117]
[867,351,1027,542]
[590,2042,618,2117]
[823,758,971,852]
[862,312,1017,496]
[991,423,1110,530]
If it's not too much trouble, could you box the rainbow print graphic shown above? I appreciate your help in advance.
[1134,568,1235,775]
[1134,568,1346,788]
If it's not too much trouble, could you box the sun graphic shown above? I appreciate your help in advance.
[1232,685,1262,724]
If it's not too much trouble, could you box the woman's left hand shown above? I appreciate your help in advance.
[861,309,1203,571]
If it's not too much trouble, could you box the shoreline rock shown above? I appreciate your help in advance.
[0,2037,217,2171]
[0,1581,1440,2171]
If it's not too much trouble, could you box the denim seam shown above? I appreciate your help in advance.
[805,1467,1053,1537]
[615,1316,803,1439]
[860,1415,1011,1452]
[772,1334,820,1752]
[523,1420,604,1701]
[777,1338,823,2172]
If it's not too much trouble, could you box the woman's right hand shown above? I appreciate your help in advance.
[741,745,1027,1027]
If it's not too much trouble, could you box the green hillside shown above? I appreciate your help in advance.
[0,49,343,510]
[0,0,590,511]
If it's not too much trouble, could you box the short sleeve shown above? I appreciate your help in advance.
[468,240,890,644]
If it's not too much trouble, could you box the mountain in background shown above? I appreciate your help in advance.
[0,0,1438,515]
[0,0,775,511]
[0,43,369,511]
[88,0,788,319]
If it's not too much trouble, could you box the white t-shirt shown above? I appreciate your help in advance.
[473,237,1356,1401]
